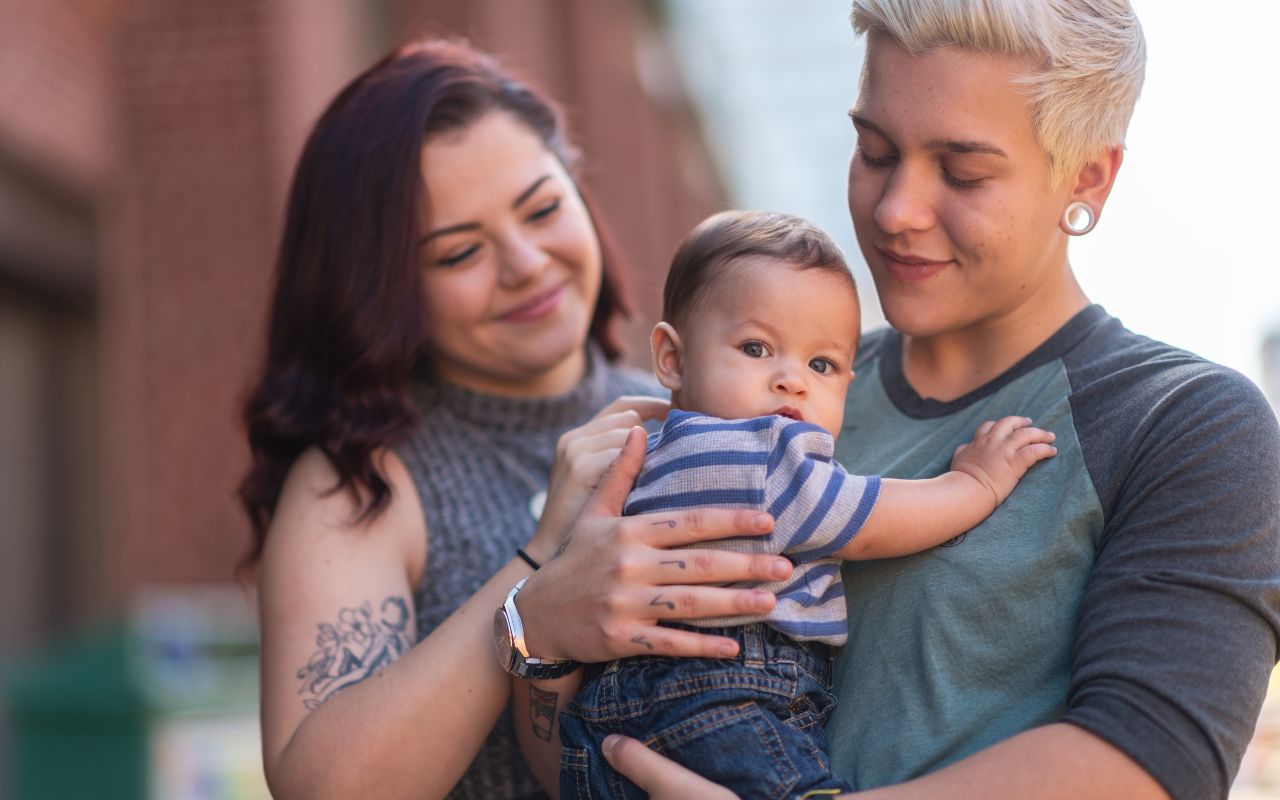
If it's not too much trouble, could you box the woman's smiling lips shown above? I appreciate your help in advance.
[877,247,953,283]
[496,282,566,323]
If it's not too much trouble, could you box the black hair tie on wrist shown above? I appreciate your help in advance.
[516,548,541,571]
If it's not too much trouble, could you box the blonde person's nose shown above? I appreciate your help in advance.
[873,161,936,236]
[497,233,551,288]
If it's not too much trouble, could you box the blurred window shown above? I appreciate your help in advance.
[0,152,100,661]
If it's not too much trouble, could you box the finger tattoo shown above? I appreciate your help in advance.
[631,636,654,651]
[651,520,676,528]
[650,594,676,610]
[660,560,686,569]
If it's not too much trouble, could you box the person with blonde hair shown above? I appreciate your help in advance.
[503,1,1280,799]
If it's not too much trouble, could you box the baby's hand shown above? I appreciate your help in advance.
[950,417,1057,510]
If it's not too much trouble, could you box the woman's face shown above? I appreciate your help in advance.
[848,36,1077,338]
[418,110,602,394]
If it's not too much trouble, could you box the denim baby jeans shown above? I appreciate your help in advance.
[558,623,853,800]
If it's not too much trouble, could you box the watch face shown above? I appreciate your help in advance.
[494,607,513,669]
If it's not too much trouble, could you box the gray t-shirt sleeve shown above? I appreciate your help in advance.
[1063,337,1280,800]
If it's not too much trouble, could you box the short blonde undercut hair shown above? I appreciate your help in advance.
[852,0,1146,188]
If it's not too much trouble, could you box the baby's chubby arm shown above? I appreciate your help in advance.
[836,417,1056,560]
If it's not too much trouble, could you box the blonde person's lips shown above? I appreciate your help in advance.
[878,247,952,283]
[496,282,566,323]
[771,406,804,422]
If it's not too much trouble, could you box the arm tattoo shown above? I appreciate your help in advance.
[296,596,414,710]
[529,686,559,741]
[552,537,572,560]
[631,635,654,651]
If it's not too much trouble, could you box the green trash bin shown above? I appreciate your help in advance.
[2,586,270,800]
[4,625,148,800]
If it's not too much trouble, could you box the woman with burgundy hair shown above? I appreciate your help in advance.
[237,40,750,799]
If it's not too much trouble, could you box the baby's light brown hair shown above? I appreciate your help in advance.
[662,210,858,331]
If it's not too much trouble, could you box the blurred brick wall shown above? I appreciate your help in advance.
[0,0,722,617]
[108,0,283,592]
[0,0,119,188]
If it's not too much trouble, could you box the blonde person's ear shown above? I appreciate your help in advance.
[651,322,684,393]
[1060,146,1123,236]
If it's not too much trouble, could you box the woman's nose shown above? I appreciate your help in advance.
[873,161,937,235]
[497,232,550,287]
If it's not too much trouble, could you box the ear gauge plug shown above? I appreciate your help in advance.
[1061,202,1096,235]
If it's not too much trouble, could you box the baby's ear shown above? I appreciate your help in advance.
[848,369,857,385]
[651,322,684,392]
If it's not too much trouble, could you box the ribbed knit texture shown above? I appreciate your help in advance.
[396,345,664,800]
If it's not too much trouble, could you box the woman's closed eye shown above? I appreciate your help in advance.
[942,167,985,190]
[526,198,560,223]
[437,243,482,267]
[856,147,896,168]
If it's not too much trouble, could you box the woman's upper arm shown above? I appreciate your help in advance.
[257,446,427,768]
[1063,366,1280,800]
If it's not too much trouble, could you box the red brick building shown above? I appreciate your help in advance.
[0,0,722,660]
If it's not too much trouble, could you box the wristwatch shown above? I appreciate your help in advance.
[494,578,581,679]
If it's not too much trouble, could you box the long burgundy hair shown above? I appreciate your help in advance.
[239,39,634,564]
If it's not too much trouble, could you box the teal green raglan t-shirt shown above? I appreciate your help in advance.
[825,306,1280,800]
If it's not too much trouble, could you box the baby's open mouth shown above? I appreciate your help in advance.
[771,406,804,422]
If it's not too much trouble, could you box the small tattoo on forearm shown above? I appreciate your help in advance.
[530,686,558,742]
[650,594,675,610]
[552,538,571,560]
[296,596,414,710]
[660,560,686,569]
[631,636,654,651]
[651,520,676,528]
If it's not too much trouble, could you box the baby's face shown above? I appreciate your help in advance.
[668,257,861,439]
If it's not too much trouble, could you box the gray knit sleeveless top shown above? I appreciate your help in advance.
[395,345,664,800]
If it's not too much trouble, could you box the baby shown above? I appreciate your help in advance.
[556,210,1057,800]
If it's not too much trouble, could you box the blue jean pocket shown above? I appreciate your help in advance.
[647,700,805,800]
[559,746,591,800]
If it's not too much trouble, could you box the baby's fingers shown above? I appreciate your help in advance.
[1014,442,1058,468]
[1008,426,1056,448]
[986,416,1033,438]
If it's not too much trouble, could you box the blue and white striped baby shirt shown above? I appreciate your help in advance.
[624,409,881,646]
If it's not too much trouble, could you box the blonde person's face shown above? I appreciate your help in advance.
[670,258,860,440]
[848,36,1076,338]
[418,110,602,392]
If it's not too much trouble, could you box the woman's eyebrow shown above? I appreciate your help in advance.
[848,111,883,135]
[421,222,480,244]
[923,138,1008,157]
[420,175,556,245]
[849,111,1007,158]
[512,175,552,209]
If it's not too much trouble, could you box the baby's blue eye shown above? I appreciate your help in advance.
[742,342,764,358]
[809,358,829,374]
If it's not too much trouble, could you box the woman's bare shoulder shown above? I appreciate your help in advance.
[267,446,428,586]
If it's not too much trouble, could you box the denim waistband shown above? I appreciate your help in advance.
[579,622,834,688]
